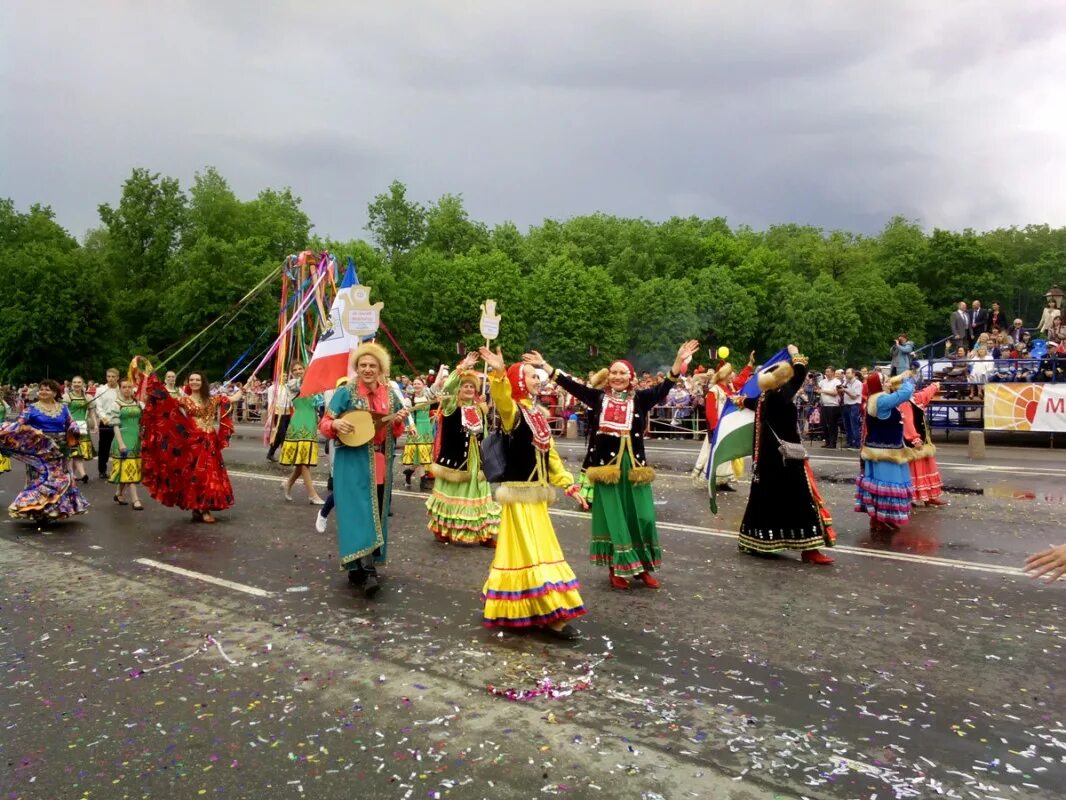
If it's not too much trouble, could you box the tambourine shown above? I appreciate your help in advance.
[335,410,383,447]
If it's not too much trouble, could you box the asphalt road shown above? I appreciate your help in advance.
[1,431,1063,800]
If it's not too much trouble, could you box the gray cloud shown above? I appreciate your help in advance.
[2,0,1066,242]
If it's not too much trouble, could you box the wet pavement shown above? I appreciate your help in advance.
[1,433,1064,799]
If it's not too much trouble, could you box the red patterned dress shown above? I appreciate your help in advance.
[141,375,235,512]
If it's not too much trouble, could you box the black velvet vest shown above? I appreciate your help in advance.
[434,406,483,470]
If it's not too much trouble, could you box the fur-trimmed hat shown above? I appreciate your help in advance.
[711,361,735,385]
[349,341,391,377]
[457,369,481,388]
[756,361,794,392]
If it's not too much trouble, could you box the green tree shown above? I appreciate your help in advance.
[423,193,489,256]
[365,180,426,261]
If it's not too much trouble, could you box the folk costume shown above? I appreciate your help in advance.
[737,355,836,560]
[900,382,944,506]
[402,386,435,490]
[140,374,235,520]
[426,369,500,546]
[109,398,143,485]
[549,360,673,583]
[279,379,319,467]
[574,368,610,507]
[1,403,89,521]
[854,373,916,529]
[319,342,405,594]
[64,391,96,462]
[481,363,585,630]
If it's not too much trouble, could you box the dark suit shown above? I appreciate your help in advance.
[969,307,988,337]
[950,310,970,348]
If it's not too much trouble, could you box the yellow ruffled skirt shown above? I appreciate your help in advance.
[481,499,585,628]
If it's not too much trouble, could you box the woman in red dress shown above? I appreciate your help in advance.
[140,370,239,523]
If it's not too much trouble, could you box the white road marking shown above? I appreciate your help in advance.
[133,557,276,598]
[226,470,1026,578]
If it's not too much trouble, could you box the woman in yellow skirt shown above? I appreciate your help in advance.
[110,378,145,511]
[478,346,588,641]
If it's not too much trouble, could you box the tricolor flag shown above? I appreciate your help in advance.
[300,263,367,397]
[707,348,791,514]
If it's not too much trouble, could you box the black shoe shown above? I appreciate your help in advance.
[79,474,89,484]
[266,453,277,463]
[347,568,367,587]
[717,484,737,493]
[363,573,380,599]
[419,476,432,492]
[403,469,413,486]
[543,623,580,641]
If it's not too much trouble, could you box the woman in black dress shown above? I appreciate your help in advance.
[736,344,835,565]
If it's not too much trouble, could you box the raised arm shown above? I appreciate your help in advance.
[480,346,518,433]
[875,379,916,417]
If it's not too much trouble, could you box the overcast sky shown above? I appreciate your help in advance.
[2,1,1065,241]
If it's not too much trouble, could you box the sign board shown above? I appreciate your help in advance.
[479,299,502,341]
[984,383,1066,432]
[340,285,382,338]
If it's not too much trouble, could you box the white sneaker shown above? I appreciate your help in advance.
[309,496,325,506]
[281,480,292,502]
[315,511,328,533]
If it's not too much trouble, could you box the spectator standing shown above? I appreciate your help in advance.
[950,301,970,349]
[841,367,863,449]
[988,302,1008,333]
[1038,300,1061,335]
[1048,317,1065,345]
[969,299,988,338]
[817,366,842,449]
[889,334,914,376]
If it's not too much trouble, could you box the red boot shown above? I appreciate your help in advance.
[637,571,660,589]
[609,568,630,590]
[801,549,834,565]
[925,497,946,507]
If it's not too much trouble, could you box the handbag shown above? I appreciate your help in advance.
[480,427,509,483]
[767,422,808,465]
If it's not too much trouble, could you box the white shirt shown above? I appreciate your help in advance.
[842,377,863,405]
[818,377,842,406]
[92,385,121,425]
[268,382,291,412]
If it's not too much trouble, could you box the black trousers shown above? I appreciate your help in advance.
[97,424,115,477]
[821,405,841,448]
[267,413,291,456]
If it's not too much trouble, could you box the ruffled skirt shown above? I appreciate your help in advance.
[481,499,585,629]
[909,456,943,503]
[855,460,913,524]
[426,471,500,545]
[0,422,89,521]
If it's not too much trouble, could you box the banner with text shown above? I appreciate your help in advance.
[984,383,1066,432]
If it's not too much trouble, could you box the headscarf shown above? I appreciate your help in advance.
[506,362,531,402]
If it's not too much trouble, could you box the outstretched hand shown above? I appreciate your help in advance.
[458,352,479,371]
[787,344,799,356]
[748,350,756,367]
[479,346,505,373]
[1024,543,1066,582]
[522,350,546,367]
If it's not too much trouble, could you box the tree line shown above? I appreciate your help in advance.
[2,169,1065,384]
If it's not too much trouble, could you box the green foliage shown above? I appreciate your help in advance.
[4,172,1066,385]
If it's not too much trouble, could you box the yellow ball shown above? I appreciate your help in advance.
[717,346,730,359]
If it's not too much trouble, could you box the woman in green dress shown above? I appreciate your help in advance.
[425,353,500,546]
[401,377,435,491]
[280,362,325,505]
[64,375,97,483]
[110,378,145,511]
[526,340,700,590]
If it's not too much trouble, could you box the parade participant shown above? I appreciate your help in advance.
[700,351,755,493]
[265,373,292,463]
[64,375,96,483]
[575,369,609,506]
[401,377,435,491]
[91,368,121,479]
[0,378,89,522]
[319,342,408,598]
[314,377,349,534]
[479,345,587,639]
[163,370,182,399]
[279,362,325,505]
[140,368,238,524]
[425,352,500,546]
[900,380,946,508]
[110,378,145,511]
[735,345,835,564]
[855,371,916,532]
[528,340,700,589]
[0,392,9,474]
